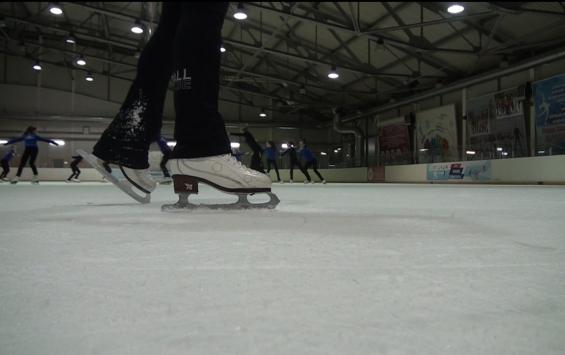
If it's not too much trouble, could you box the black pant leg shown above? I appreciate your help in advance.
[0,160,8,178]
[170,2,231,159]
[300,162,311,181]
[160,152,170,177]
[290,163,294,180]
[271,160,281,180]
[29,148,38,175]
[266,160,272,173]
[93,2,181,169]
[312,159,324,180]
[16,148,31,176]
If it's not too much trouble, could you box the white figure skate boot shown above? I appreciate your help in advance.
[77,149,154,204]
[163,154,279,210]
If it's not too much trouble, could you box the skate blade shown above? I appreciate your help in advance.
[77,149,150,204]
[161,192,280,212]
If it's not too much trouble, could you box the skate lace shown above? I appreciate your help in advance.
[222,154,257,174]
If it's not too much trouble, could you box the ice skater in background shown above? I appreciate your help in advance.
[0,147,16,181]
[281,141,310,183]
[298,139,326,184]
[231,127,265,173]
[264,141,281,183]
[67,154,83,182]
[4,126,59,184]
[156,135,172,182]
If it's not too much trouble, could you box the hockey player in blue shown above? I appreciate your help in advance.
[298,138,326,184]
[4,126,59,184]
[0,147,16,181]
[264,141,281,182]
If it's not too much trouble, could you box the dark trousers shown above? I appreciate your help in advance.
[289,160,310,181]
[250,153,264,173]
[304,159,324,181]
[93,2,230,169]
[16,147,38,177]
[266,159,280,181]
[160,152,170,177]
[68,164,81,180]
[0,159,9,178]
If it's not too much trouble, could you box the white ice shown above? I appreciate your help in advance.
[1,182,565,355]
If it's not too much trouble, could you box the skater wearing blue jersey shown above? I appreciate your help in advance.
[4,126,59,184]
[298,139,326,184]
[264,141,281,182]
[281,142,310,183]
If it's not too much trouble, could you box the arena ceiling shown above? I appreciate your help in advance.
[1,2,565,125]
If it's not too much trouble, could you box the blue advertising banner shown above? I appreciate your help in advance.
[427,160,491,181]
[534,74,565,154]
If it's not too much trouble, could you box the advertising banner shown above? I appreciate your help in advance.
[378,122,411,165]
[427,160,492,182]
[416,104,458,163]
[534,74,565,154]
[466,87,527,157]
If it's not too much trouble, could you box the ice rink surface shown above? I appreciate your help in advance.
[1,182,564,355]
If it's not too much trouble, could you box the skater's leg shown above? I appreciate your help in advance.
[16,147,31,177]
[312,159,324,180]
[0,160,8,178]
[273,160,281,181]
[29,148,38,176]
[160,153,170,177]
[300,162,311,181]
[266,160,272,173]
[93,2,181,169]
[290,164,294,181]
[163,2,276,210]
[75,166,81,179]
[170,2,231,159]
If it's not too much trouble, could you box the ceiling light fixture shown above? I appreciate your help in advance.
[49,3,63,15]
[328,65,339,79]
[234,3,248,20]
[131,19,144,34]
[32,61,42,71]
[447,4,465,14]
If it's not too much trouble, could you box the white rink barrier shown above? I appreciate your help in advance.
[4,155,565,184]
[385,155,565,184]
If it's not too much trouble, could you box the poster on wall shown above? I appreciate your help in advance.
[493,86,524,119]
[534,74,565,154]
[416,104,458,163]
[378,121,411,165]
[466,87,527,158]
[467,95,490,137]
[427,160,491,182]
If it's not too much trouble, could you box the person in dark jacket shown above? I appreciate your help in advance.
[0,147,16,181]
[67,154,83,182]
[281,142,310,183]
[231,127,265,173]
[298,139,326,184]
[4,126,59,184]
[264,141,281,182]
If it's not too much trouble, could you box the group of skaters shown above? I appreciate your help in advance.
[2,125,326,185]
[230,127,326,184]
[0,126,174,184]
